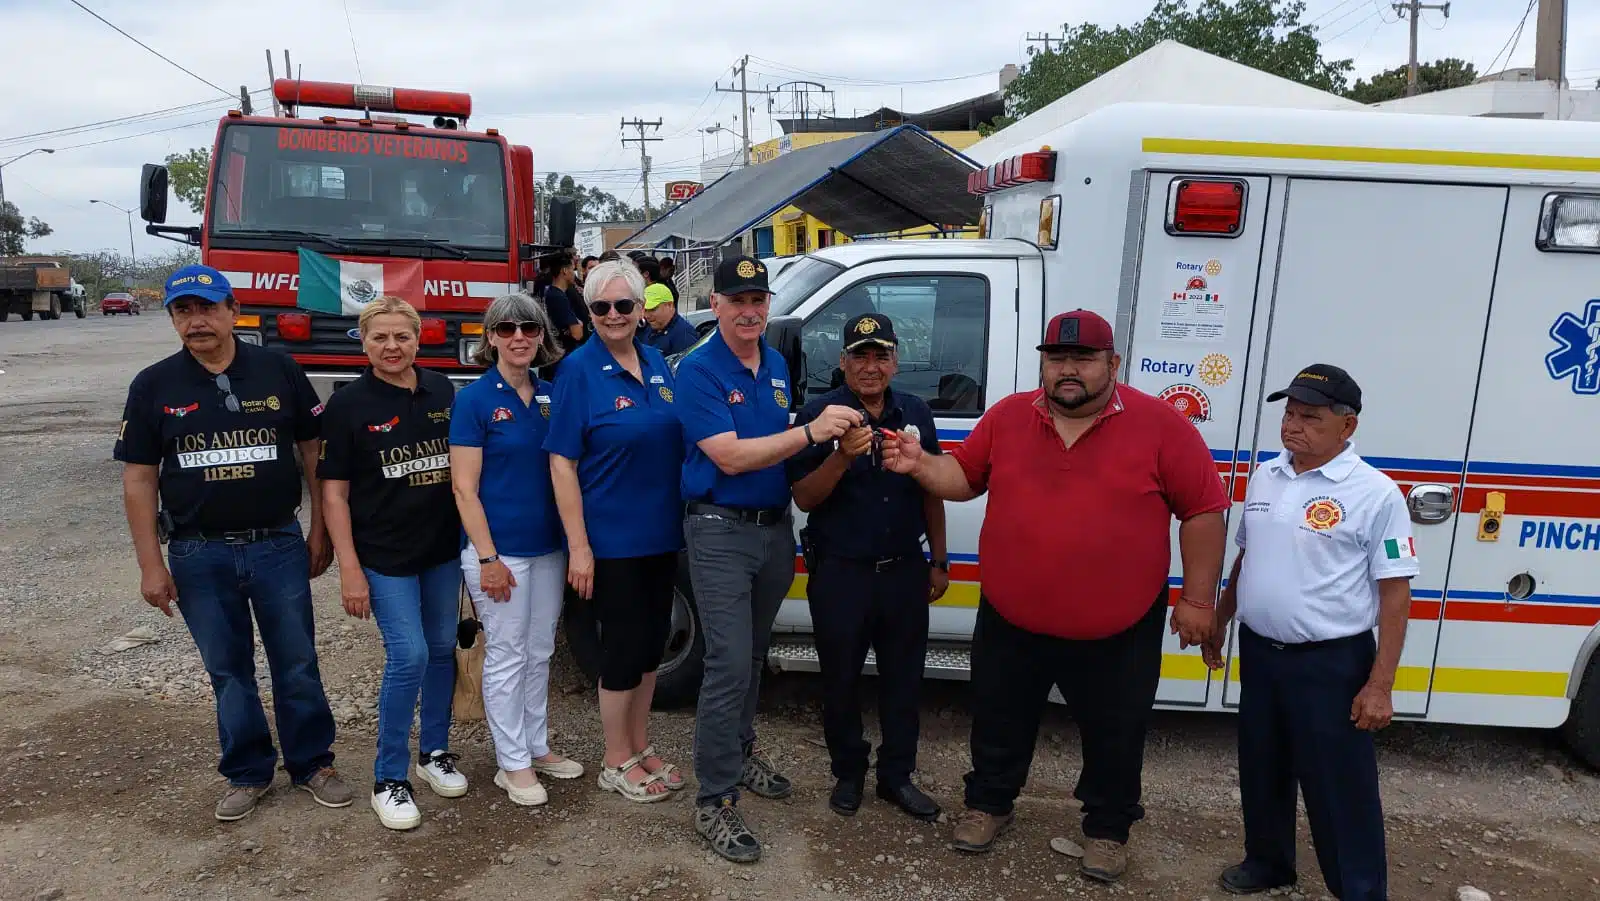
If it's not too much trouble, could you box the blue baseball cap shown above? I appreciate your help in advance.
[164,265,233,306]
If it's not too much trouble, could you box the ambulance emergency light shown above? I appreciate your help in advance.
[967,150,1057,195]
[273,80,473,124]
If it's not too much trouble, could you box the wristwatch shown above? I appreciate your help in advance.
[931,559,949,572]
[479,553,501,565]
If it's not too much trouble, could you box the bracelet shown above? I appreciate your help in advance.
[1178,594,1216,610]
[479,553,500,565]
[803,423,816,445]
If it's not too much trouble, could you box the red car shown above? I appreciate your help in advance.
[101,293,139,316]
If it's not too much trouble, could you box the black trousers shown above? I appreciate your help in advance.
[963,593,1165,843]
[1238,626,1388,901]
[807,554,930,786]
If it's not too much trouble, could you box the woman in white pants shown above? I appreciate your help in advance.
[449,292,584,806]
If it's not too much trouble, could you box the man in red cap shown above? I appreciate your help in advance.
[882,309,1228,882]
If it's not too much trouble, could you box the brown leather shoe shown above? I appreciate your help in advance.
[949,807,1013,853]
[1080,838,1128,882]
[297,767,353,809]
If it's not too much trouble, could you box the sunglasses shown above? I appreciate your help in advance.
[492,320,544,338]
[215,373,241,413]
[589,299,636,317]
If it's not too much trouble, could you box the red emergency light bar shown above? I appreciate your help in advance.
[968,150,1057,195]
[273,79,473,123]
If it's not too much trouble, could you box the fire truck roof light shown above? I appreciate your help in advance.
[273,79,472,122]
[1171,180,1244,235]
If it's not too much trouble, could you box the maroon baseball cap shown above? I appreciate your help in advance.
[1038,310,1115,351]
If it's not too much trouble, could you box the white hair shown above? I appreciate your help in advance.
[582,259,647,305]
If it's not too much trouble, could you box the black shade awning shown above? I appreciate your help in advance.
[622,125,981,248]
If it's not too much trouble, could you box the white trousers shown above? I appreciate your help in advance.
[462,544,567,771]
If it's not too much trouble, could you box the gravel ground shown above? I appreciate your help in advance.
[1,315,1597,901]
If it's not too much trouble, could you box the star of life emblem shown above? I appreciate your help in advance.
[1545,299,1600,395]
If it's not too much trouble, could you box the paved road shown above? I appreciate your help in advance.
[0,316,1597,901]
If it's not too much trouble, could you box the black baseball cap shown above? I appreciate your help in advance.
[843,313,897,352]
[714,255,771,295]
[1266,363,1362,413]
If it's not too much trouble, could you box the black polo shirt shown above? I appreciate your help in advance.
[317,367,461,576]
[787,385,941,560]
[114,342,320,532]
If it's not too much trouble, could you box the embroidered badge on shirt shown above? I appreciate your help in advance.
[540,403,550,419]
[728,389,745,405]
[650,375,665,385]
[774,388,789,409]
[491,407,515,423]
[615,396,636,411]
[367,415,400,433]
[1303,497,1345,532]
[659,386,674,403]
[770,378,786,389]
[164,403,199,417]
[311,402,326,417]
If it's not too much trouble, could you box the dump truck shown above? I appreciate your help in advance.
[0,257,83,321]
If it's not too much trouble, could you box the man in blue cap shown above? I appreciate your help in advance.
[115,265,349,821]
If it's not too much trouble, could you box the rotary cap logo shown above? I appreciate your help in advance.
[196,273,214,285]
[735,261,757,279]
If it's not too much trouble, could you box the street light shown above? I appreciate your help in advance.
[701,124,732,162]
[0,147,56,207]
[90,199,138,264]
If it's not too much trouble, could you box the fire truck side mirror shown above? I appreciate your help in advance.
[547,196,578,249]
[140,164,170,225]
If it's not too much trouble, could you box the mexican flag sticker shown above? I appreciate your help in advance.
[1383,537,1416,560]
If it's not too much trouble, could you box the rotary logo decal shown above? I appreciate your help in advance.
[658,386,674,403]
[1197,354,1232,387]
[367,415,400,433]
[1157,384,1210,423]
[491,407,515,423]
[196,273,214,285]
[774,388,789,409]
[1303,497,1345,532]
[1204,259,1222,277]
[265,395,281,411]
[163,403,199,417]
[736,261,757,279]
[615,396,635,411]
[728,389,745,405]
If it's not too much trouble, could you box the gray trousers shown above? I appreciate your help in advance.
[684,509,795,805]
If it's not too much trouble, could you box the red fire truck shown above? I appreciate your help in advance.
[139,79,574,399]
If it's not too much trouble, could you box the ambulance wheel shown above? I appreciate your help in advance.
[1564,651,1600,771]
[560,551,705,709]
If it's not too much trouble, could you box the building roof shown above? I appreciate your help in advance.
[777,92,1005,134]
[1370,79,1600,121]
[966,40,1362,163]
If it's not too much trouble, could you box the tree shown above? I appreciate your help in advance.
[165,147,211,215]
[537,172,646,225]
[0,200,53,255]
[1345,58,1477,104]
[986,0,1352,134]
[66,247,198,300]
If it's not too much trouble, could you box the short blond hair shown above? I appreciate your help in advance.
[358,295,421,336]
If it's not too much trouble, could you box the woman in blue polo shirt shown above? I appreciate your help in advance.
[450,292,584,808]
[546,260,687,803]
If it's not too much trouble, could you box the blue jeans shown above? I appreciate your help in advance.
[168,523,336,787]
[366,561,461,784]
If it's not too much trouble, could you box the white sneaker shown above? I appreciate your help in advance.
[493,769,548,807]
[371,781,421,831]
[531,755,585,780]
[414,751,469,798]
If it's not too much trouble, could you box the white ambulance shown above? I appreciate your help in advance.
[592,101,1600,768]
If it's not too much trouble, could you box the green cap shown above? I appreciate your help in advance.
[643,282,674,310]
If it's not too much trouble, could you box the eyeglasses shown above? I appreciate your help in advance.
[589,299,636,317]
[492,321,544,338]
[215,373,241,413]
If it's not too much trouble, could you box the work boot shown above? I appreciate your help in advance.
[297,767,354,809]
[1080,839,1128,883]
[829,778,865,816]
[949,807,1013,853]
[214,784,270,822]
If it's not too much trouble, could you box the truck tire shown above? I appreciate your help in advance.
[0,308,8,322]
[1563,648,1600,771]
[20,310,33,321]
[560,551,705,709]
[74,304,85,319]
[46,296,60,320]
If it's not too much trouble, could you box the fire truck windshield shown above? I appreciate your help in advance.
[208,123,508,257]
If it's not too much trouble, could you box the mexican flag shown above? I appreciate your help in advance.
[296,247,424,315]
[1383,537,1416,560]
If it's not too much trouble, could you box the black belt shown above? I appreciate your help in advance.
[170,524,297,545]
[686,502,788,527]
[1243,625,1367,653]
[824,553,918,572]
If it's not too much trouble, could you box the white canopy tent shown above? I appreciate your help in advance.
[968,40,1363,163]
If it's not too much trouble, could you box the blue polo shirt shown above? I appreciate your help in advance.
[543,338,684,559]
[643,313,700,357]
[676,328,794,509]
[448,369,563,558]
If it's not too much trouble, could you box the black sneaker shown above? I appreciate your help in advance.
[695,799,762,863]
[738,747,792,800]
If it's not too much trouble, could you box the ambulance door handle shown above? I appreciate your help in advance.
[1407,484,1454,524]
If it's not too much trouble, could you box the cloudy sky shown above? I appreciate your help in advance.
[3,0,1596,256]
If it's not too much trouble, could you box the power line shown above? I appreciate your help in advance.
[0,92,264,149]
[1484,0,1537,76]
[342,0,365,82]
[1324,9,1382,43]
[1309,0,1363,26]
[65,0,234,99]
[51,115,223,152]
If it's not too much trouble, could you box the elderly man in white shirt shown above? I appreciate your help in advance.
[1204,364,1418,901]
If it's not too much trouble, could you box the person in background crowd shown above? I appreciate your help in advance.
[546,260,687,803]
[636,256,662,294]
[115,265,349,822]
[564,249,591,335]
[450,293,584,808]
[580,256,600,284]
[657,256,680,303]
[881,309,1228,883]
[641,282,699,357]
[1208,365,1414,901]
[319,296,466,831]
[598,250,623,263]
[676,255,865,862]
[788,313,948,823]
[544,255,589,345]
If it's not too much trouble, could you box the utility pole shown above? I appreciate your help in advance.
[1392,1,1451,97]
[265,50,281,116]
[1533,0,1567,84]
[715,56,774,167]
[1025,32,1061,54]
[620,118,662,219]
[238,85,253,116]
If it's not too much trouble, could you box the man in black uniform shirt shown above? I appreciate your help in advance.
[788,313,949,822]
[115,265,349,822]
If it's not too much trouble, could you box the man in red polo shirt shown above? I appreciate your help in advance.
[882,309,1228,883]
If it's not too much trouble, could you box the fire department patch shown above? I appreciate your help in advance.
[1157,384,1211,423]
[774,388,789,409]
[367,415,400,433]
[1303,497,1345,532]
[491,407,514,423]
[728,389,745,405]
[615,396,635,411]
[164,403,199,417]
[658,386,673,403]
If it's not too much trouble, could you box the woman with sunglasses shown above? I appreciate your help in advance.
[319,296,466,830]
[545,260,686,802]
[450,293,584,807]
